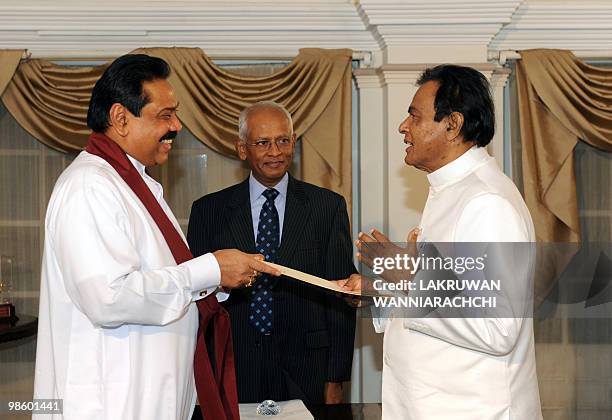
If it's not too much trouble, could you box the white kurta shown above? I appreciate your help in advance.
[34,151,222,420]
[380,147,542,420]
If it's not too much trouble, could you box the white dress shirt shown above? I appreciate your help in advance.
[34,151,223,420]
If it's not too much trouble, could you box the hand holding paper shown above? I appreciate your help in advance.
[337,274,368,294]
[336,274,375,307]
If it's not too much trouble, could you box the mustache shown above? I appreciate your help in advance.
[159,131,178,142]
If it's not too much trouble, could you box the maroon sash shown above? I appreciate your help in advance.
[86,132,239,420]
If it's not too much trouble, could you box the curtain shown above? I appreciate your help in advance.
[516,49,612,243]
[1,59,104,152]
[516,50,612,420]
[0,50,23,96]
[0,47,353,208]
[516,49,612,307]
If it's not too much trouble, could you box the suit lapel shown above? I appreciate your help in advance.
[276,176,310,264]
[226,178,256,253]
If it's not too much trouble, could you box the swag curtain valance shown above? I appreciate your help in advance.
[0,47,353,209]
[516,49,612,243]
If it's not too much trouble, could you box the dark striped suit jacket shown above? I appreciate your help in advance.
[187,175,356,404]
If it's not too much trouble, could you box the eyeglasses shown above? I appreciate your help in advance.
[245,138,293,151]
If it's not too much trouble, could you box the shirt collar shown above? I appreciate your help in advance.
[249,172,289,203]
[125,153,164,199]
[426,146,491,190]
[126,154,146,177]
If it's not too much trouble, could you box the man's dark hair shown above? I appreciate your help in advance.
[87,54,171,133]
[417,64,495,147]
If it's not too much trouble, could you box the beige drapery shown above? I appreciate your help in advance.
[516,49,612,243]
[0,50,22,97]
[2,56,103,152]
[0,47,353,208]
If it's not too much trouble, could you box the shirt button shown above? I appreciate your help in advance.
[200,290,207,297]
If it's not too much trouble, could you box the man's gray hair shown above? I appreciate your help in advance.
[238,101,294,141]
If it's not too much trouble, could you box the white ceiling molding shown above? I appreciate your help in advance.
[0,0,378,58]
[358,0,522,34]
[489,1,612,54]
[1,1,612,65]
[356,0,522,63]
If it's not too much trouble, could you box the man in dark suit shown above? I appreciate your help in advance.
[187,101,356,406]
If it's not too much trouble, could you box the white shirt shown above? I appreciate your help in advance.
[380,147,542,420]
[249,172,288,243]
[34,151,223,420]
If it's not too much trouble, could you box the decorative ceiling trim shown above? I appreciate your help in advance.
[359,1,521,25]
[1,1,612,64]
[357,0,522,49]
[0,0,378,58]
[489,1,612,52]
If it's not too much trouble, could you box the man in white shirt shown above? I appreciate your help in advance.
[34,54,279,420]
[339,65,542,419]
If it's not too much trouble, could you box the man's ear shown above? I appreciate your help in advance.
[446,112,464,141]
[235,140,247,161]
[108,103,129,137]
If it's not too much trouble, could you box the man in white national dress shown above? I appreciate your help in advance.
[337,65,542,420]
[34,54,279,420]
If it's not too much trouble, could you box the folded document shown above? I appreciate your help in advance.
[263,261,392,297]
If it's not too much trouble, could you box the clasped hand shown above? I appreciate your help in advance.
[333,227,419,306]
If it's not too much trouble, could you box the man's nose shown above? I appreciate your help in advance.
[171,114,182,132]
[398,115,412,134]
[268,141,282,155]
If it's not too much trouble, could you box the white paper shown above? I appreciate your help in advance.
[263,261,395,297]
